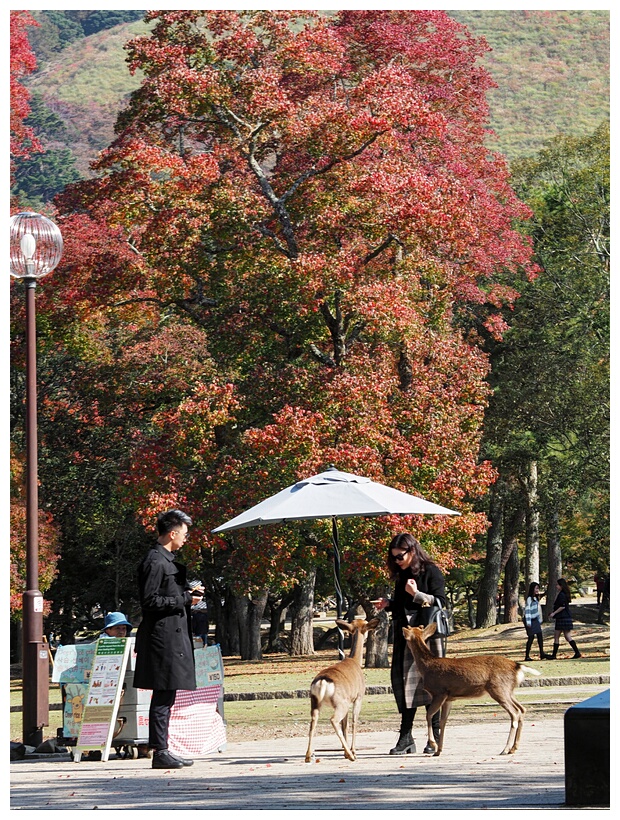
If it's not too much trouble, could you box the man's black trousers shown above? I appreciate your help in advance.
[149,689,177,751]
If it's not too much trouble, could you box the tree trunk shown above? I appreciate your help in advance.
[266,590,294,652]
[289,566,316,656]
[503,541,520,623]
[476,481,504,628]
[217,589,240,656]
[498,501,526,625]
[247,589,269,660]
[545,501,562,620]
[235,596,250,659]
[363,609,389,668]
[524,460,540,593]
[234,590,269,660]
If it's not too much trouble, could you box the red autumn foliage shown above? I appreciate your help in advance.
[48,11,536,593]
[10,10,41,161]
[10,449,60,614]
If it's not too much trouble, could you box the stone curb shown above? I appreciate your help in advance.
[11,674,608,711]
[221,674,609,701]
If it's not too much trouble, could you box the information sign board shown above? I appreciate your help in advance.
[73,638,131,762]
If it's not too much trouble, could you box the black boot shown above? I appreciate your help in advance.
[390,708,416,755]
[550,643,559,660]
[537,634,551,660]
[525,636,534,661]
[569,640,582,659]
[390,731,416,755]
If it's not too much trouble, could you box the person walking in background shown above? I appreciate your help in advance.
[373,533,446,755]
[134,509,203,770]
[594,572,605,606]
[597,575,610,624]
[523,582,550,660]
[549,578,582,659]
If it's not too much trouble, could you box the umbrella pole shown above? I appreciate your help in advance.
[332,517,345,660]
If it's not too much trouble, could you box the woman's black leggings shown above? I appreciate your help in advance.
[400,705,440,740]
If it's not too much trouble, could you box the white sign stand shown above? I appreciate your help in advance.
[73,638,132,762]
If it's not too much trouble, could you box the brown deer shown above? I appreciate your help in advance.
[403,622,541,756]
[305,617,379,763]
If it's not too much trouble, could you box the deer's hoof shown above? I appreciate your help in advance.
[433,750,441,757]
[305,754,314,764]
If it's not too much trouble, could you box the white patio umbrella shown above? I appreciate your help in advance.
[212,466,460,657]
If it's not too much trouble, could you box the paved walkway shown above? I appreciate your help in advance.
[9,716,605,811]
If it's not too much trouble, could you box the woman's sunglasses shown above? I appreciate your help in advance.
[393,549,411,562]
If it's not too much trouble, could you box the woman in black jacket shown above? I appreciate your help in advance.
[373,533,447,755]
[549,577,582,659]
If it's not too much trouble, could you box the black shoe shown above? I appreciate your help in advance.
[389,733,416,755]
[152,750,184,769]
[572,651,582,659]
[524,656,533,662]
[171,753,194,766]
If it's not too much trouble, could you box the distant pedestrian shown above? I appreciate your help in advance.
[549,578,582,659]
[594,572,605,606]
[523,582,551,661]
[134,509,203,770]
[597,576,609,624]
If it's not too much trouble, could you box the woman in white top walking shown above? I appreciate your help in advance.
[523,582,551,661]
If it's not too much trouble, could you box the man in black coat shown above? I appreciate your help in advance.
[134,509,204,769]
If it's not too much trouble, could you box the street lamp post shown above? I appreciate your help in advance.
[10,212,63,747]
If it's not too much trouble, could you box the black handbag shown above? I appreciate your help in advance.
[405,601,452,636]
[426,600,452,637]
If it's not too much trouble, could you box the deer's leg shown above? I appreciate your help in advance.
[331,701,356,761]
[507,696,525,753]
[491,692,523,755]
[435,699,452,756]
[350,696,363,757]
[425,694,447,755]
[305,698,321,763]
[341,710,349,747]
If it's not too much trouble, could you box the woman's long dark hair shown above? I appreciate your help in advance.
[557,577,571,602]
[527,582,540,600]
[387,533,436,580]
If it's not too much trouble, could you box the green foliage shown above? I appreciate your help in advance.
[24,92,68,139]
[482,122,609,577]
[11,148,82,207]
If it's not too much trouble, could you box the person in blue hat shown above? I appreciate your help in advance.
[100,612,132,639]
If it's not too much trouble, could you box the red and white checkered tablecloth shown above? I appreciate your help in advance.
[168,686,227,757]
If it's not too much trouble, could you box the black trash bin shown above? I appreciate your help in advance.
[564,688,610,807]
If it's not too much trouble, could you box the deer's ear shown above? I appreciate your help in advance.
[423,621,437,639]
[366,618,380,631]
[335,619,351,632]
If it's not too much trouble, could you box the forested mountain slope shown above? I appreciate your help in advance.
[451,10,609,159]
[17,10,609,198]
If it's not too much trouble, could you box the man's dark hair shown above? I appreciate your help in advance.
[157,509,193,535]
